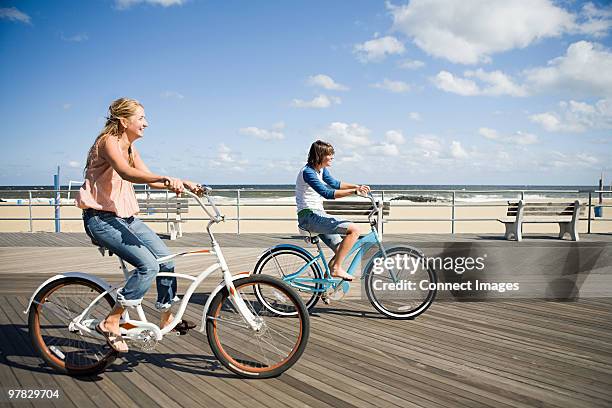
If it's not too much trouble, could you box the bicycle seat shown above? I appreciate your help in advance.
[84,228,114,257]
[298,226,319,244]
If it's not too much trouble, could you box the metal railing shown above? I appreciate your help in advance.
[0,188,610,234]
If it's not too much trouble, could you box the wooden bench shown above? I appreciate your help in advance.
[323,200,390,238]
[498,200,584,241]
[137,197,189,240]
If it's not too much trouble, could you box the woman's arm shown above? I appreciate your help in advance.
[321,168,370,197]
[131,148,169,189]
[100,137,166,184]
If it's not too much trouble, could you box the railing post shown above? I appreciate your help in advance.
[237,189,241,235]
[54,167,60,232]
[165,190,170,236]
[520,190,525,201]
[28,190,33,232]
[588,192,592,234]
[451,191,455,234]
[381,190,385,236]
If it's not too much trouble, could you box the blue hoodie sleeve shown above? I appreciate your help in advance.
[322,168,341,189]
[303,167,336,199]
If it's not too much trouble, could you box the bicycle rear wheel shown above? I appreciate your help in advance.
[253,247,322,315]
[206,275,309,378]
[364,246,437,319]
[28,277,117,376]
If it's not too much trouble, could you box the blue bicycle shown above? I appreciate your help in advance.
[253,193,437,319]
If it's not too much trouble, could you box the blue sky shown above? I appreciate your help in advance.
[1,0,611,186]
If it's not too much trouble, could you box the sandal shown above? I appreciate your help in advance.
[96,322,129,353]
[171,319,196,335]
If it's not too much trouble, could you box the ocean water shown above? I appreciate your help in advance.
[0,184,600,204]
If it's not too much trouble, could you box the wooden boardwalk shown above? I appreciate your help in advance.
[0,234,611,407]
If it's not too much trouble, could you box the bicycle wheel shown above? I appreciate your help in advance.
[253,247,322,314]
[29,277,117,376]
[364,246,437,319]
[206,275,309,379]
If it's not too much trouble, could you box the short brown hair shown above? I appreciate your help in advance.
[307,140,335,167]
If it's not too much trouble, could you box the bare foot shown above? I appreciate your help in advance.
[160,313,174,329]
[330,267,354,281]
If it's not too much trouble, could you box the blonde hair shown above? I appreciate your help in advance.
[84,97,142,174]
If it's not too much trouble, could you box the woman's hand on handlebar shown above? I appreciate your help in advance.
[183,180,205,196]
[163,176,184,194]
[357,185,371,195]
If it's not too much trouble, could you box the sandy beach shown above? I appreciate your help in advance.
[1,197,610,235]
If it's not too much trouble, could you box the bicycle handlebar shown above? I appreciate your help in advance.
[182,187,224,222]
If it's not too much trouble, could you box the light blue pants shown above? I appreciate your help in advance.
[83,211,178,310]
[298,209,351,251]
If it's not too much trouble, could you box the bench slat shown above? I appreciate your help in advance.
[323,203,390,209]
[139,205,189,210]
[140,209,189,214]
[325,210,391,216]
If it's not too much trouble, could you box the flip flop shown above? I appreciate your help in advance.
[96,322,128,353]
[171,319,196,335]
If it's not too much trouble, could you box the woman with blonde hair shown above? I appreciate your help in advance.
[75,97,203,353]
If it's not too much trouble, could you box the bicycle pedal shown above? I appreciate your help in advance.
[321,295,331,305]
[174,328,190,336]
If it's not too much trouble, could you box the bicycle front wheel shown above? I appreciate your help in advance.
[28,277,117,376]
[206,275,309,379]
[364,246,437,319]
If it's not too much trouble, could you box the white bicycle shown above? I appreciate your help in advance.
[25,188,309,379]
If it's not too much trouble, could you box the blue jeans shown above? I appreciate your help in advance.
[83,211,178,310]
[298,210,351,251]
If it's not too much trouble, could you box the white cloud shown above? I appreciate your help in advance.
[323,122,371,147]
[433,69,526,96]
[479,127,538,145]
[61,33,88,42]
[549,150,601,169]
[398,59,425,70]
[450,141,469,159]
[0,7,31,24]
[413,135,443,157]
[524,41,612,97]
[577,152,599,165]
[239,126,285,141]
[575,3,612,38]
[371,143,400,157]
[408,112,422,121]
[212,144,247,170]
[433,71,480,96]
[385,130,405,145]
[114,0,185,9]
[464,69,528,96]
[161,91,184,99]
[530,98,612,132]
[371,78,411,93]
[291,94,341,109]
[307,74,349,91]
[387,0,606,65]
[354,35,405,62]
[68,161,81,168]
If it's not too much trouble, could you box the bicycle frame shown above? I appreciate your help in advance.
[285,193,391,293]
[24,190,261,343]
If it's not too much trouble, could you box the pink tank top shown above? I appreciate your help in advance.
[75,138,140,218]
